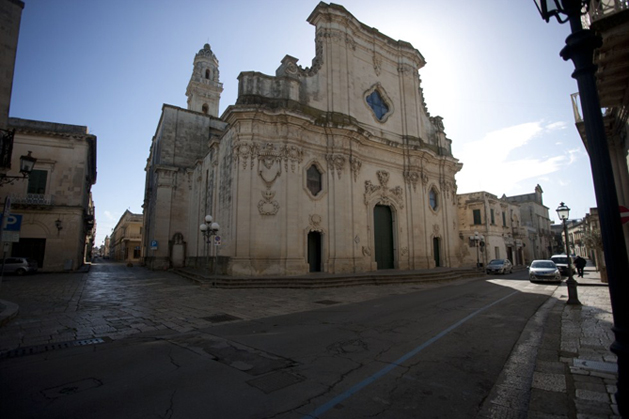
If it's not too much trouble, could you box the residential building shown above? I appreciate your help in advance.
[110,210,143,264]
[1,118,97,271]
[572,0,629,260]
[143,3,463,276]
[0,0,97,272]
[457,191,526,267]
[503,185,553,263]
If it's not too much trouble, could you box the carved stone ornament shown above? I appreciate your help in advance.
[364,171,404,209]
[377,170,389,187]
[326,154,346,179]
[362,246,371,256]
[373,52,382,76]
[232,141,304,187]
[350,156,362,182]
[400,247,408,256]
[310,214,322,229]
[404,171,420,192]
[433,224,440,236]
[258,189,280,216]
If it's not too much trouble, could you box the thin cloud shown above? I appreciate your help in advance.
[456,121,567,195]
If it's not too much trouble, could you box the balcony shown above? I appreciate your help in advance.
[583,1,629,111]
[9,193,54,208]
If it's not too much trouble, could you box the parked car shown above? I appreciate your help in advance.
[550,254,574,276]
[2,257,38,275]
[529,260,562,283]
[486,259,513,274]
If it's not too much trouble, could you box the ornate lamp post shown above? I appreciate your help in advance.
[472,231,484,270]
[556,202,581,306]
[534,1,629,414]
[199,215,220,277]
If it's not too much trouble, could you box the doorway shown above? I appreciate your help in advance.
[433,237,441,267]
[308,231,322,272]
[374,205,394,269]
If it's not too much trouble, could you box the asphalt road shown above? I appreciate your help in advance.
[0,269,558,419]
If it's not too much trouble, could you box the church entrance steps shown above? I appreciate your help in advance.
[172,267,484,289]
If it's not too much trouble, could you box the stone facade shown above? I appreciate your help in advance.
[143,3,463,276]
[1,118,97,271]
[110,210,143,263]
[504,185,553,263]
[457,191,526,267]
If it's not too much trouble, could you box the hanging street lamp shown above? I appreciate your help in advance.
[533,1,629,415]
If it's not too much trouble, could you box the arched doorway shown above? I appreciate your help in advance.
[308,231,322,272]
[374,205,394,269]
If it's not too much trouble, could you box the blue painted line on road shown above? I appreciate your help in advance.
[302,290,519,419]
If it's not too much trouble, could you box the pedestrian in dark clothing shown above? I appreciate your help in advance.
[574,256,586,278]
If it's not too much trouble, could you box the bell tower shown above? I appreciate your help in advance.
[186,44,223,116]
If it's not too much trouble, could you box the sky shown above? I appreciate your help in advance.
[9,0,598,246]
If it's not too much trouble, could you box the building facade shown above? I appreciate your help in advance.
[1,118,96,271]
[110,210,143,263]
[572,1,629,261]
[457,191,526,267]
[503,185,553,264]
[143,3,463,276]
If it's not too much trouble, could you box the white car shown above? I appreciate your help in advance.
[2,257,38,275]
[529,260,562,283]
[486,259,513,274]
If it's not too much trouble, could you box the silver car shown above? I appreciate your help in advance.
[2,257,38,275]
[486,259,513,274]
[529,260,561,283]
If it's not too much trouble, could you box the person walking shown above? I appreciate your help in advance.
[574,255,586,278]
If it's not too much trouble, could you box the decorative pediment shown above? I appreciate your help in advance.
[364,170,404,208]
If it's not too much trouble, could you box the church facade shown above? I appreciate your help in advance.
[143,3,464,276]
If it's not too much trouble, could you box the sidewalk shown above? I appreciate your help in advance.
[527,265,619,418]
[528,266,620,419]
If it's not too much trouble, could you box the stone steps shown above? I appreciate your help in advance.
[173,267,484,289]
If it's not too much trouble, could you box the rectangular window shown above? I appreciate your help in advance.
[502,212,507,227]
[27,170,47,194]
[133,247,141,258]
[491,209,495,225]
[473,209,482,225]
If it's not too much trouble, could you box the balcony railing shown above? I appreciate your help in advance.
[583,0,629,28]
[9,193,53,206]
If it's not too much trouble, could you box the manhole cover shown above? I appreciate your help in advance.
[0,338,109,359]
[202,313,242,323]
[315,300,341,305]
[247,371,305,394]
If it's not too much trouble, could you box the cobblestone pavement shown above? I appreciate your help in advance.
[527,267,620,419]
[0,261,458,353]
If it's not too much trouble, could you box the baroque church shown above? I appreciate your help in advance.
[143,3,463,276]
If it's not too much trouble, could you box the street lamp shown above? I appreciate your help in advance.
[472,231,484,270]
[535,2,629,414]
[199,214,219,276]
[556,202,581,306]
[0,150,37,186]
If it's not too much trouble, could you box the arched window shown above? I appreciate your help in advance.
[205,69,210,79]
[201,104,209,114]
